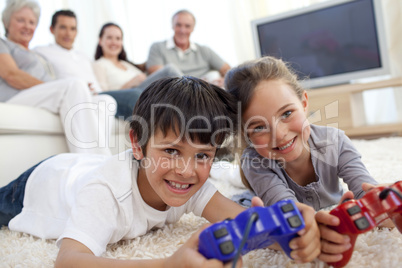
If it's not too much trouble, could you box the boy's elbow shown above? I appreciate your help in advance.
[55,253,69,268]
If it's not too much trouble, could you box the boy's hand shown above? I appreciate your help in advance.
[250,197,320,263]
[315,191,354,263]
[287,202,321,263]
[165,224,242,268]
[250,196,264,207]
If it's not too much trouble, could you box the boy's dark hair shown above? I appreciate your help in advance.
[51,10,77,28]
[130,76,237,154]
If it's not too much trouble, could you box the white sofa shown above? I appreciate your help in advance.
[0,102,131,187]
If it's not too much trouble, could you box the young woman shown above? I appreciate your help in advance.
[93,23,181,119]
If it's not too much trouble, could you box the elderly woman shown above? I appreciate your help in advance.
[0,0,116,155]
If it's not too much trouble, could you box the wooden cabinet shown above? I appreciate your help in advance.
[307,77,402,138]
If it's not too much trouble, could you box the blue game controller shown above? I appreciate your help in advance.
[198,199,305,262]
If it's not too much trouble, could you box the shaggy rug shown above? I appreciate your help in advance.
[1,137,402,267]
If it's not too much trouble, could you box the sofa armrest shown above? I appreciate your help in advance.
[0,103,63,134]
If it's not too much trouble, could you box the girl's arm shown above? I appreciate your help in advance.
[337,134,378,199]
[242,163,297,206]
[0,53,43,89]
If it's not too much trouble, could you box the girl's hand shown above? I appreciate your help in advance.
[362,182,392,192]
[315,211,352,263]
[362,183,395,228]
[315,191,354,263]
[288,202,321,263]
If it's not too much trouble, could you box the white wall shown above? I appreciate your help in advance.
[0,0,239,66]
[1,0,401,126]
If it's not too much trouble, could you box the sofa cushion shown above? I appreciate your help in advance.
[0,103,63,134]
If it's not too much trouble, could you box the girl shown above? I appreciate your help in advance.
[225,56,378,211]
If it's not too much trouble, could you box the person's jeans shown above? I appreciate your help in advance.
[0,158,49,226]
[101,64,182,120]
[101,87,143,121]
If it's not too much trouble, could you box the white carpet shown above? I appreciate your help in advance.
[1,137,402,267]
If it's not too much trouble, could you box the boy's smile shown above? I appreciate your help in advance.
[131,128,216,211]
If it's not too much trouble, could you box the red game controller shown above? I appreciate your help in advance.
[328,181,402,268]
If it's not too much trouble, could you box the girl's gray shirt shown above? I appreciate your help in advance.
[241,124,378,210]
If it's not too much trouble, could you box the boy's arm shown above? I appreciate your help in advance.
[201,191,245,222]
[56,238,164,268]
[56,233,239,268]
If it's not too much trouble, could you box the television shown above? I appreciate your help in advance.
[251,0,390,89]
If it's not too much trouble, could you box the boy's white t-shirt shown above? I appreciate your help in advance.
[9,150,217,256]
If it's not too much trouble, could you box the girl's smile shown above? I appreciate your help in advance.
[273,136,297,153]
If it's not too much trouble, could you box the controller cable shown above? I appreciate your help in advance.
[231,212,259,268]
[379,188,402,201]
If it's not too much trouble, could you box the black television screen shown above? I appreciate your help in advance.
[251,0,390,88]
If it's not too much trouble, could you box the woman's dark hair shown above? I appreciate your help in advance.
[130,76,238,155]
[94,22,143,69]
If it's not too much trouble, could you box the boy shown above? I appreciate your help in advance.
[0,77,320,267]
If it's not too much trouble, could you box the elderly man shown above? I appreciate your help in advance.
[146,10,230,87]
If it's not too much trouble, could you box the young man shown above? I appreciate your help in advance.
[34,10,102,93]
[146,10,231,88]
[0,77,320,267]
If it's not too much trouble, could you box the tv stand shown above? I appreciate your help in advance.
[307,77,402,138]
